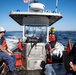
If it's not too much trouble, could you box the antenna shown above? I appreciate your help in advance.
[55,0,58,13]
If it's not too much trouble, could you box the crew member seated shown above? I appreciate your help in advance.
[45,27,63,63]
[0,27,17,75]
[45,27,57,63]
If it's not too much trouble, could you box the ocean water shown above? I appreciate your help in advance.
[4,31,76,46]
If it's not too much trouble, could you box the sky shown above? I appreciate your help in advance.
[0,0,76,31]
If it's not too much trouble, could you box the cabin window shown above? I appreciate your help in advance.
[24,25,47,43]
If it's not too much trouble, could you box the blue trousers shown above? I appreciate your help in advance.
[0,52,16,71]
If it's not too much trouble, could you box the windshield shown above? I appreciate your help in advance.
[24,26,47,43]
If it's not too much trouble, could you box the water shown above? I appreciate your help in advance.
[56,31,76,46]
[4,31,76,46]
[4,31,22,40]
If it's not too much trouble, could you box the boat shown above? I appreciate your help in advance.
[0,0,71,75]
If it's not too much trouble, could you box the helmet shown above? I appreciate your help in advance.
[50,27,55,32]
[0,27,6,32]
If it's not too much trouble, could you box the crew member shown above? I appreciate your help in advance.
[45,27,57,63]
[0,27,17,75]
[49,27,57,48]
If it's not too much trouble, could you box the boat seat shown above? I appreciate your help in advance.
[0,57,9,75]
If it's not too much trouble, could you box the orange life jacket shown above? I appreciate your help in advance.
[49,34,56,42]
[18,40,23,51]
[2,39,7,50]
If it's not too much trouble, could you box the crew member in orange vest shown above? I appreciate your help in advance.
[45,27,57,63]
[49,27,57,48]
[0,27,17,75]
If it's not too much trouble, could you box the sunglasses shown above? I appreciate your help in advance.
[0,31,6,33]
